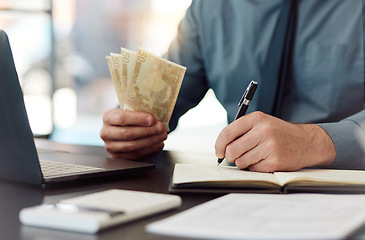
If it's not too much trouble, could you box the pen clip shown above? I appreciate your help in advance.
[238,82,252,106]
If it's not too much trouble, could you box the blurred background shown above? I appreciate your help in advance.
[0,0,227,153]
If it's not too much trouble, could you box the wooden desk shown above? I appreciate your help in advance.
[0,139,223,240]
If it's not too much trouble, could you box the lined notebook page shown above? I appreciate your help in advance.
[274,169,365,186]
[172,163,281,186]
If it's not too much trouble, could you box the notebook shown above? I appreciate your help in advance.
[0,30,154,185]
[169,163,365,194]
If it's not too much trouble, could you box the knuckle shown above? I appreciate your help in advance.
[260,124,275,137]
[150,142,165,154]
[145,126,155,136]
[102,111,109,123]
[151,134,164,144]
[120,128,133,140]
[161,132,168,141]
[225,144,237,159]
[126,143,136,152]
[220,127,231,140]
[105,141,136,154]
[153,142,164,151]
[266,139,279,152]
[103,111,112,125]
[137,113,153,126]
[235,158,246,169]
[267,159,280,172]
[251,111,265,121]
[117,113,127,125]
[99,129,107,140]
[104,142,114,153]
[102,108,119,123]
[159,142,165,150]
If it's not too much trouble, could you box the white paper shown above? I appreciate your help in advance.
[146,193,365,239]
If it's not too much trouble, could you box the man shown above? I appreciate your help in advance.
[100,0,365,172]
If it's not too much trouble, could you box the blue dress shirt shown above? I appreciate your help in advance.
[166,0,365,170]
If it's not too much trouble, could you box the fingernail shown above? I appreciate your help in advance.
[158,122,165,132]
[146,116,153,126]
[235,159,245,168]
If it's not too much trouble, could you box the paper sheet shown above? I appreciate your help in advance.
[146,193,365,239]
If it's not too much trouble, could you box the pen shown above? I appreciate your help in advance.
[217,80,258,166]
[43,202,125,217]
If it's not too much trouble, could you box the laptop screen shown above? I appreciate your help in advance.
[0,30,43,184]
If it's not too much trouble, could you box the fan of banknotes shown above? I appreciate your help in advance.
[106,47,186,132]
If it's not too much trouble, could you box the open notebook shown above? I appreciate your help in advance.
[169,163,365,193]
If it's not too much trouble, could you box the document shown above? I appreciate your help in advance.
[170,163,365,193]
[146,193,365,240]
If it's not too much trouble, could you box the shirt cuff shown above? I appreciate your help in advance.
[318,120,365,170]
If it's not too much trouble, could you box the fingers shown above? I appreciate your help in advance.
[214,111,305,172]
[100,108,168,160]
[104,131,167,154]
[224,127,261,163]
[109,142,165,160]
[215,111,259,159]
[101,121,165,142]
[103,108,154,127]
[215,111,335,172]
[248,161,274,173]
[234,143,268,170]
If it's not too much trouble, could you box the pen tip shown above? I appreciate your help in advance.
[217,158,224,166]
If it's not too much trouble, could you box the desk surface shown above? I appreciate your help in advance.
[2,139,365,240]
[1,139,224,240]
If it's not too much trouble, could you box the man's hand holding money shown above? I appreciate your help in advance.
[100,108,167,160]
[103,47,185,159]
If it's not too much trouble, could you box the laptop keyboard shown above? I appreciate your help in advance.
[40,160,105,177]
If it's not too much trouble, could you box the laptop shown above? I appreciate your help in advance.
[0,30,154,185]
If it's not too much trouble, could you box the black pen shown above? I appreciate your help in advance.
[217,80,258,166]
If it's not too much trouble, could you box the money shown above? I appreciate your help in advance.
[120,47,136,102]
[106,54,123,106]
[106,47,186,132]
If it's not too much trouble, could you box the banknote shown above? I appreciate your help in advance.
[106,54,124,106]
[124,48,186,132]
[120,47,136,105]
[106,47,186,132]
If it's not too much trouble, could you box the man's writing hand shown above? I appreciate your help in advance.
[215,111,336,172]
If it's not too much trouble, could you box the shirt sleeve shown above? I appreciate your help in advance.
[164,0,209,132]
[318,109,365,170]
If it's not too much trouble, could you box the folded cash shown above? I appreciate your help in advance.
[106,47,186,132]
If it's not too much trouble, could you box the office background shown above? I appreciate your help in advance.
[0,0,227,154]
